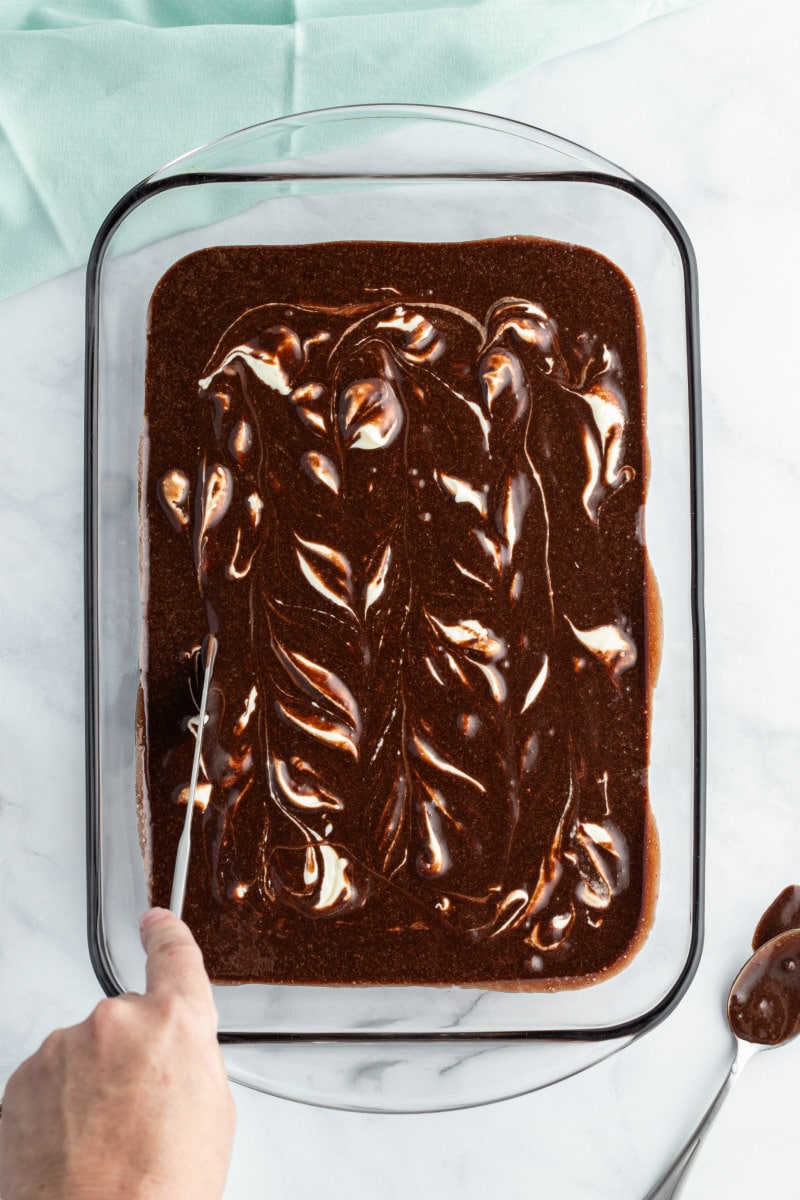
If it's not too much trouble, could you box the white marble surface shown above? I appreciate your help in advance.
[2,0,800,1195]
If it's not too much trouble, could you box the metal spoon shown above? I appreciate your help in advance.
[642,1036,764,1199]
[645,927,800,1199]
[169,632,217,917]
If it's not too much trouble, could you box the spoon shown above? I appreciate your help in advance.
[644,891,800,1200]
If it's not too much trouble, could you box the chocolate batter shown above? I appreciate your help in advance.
[729,930,800,1046]
[725,885,800,1046]
[140,238,658,987]
[752,885,800,951]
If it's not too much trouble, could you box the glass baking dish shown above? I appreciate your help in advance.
[85,105,704,1074]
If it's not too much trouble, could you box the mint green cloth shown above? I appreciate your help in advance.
[0,0,695,299]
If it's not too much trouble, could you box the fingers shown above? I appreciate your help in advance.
[140,909,216,1022]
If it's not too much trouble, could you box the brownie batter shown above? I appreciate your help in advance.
[752,885,800,951]
[140,238,658,987]
[726,885,800,1046]
[729,930,800,1046]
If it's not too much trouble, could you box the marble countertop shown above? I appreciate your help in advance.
[2,0,800,1195]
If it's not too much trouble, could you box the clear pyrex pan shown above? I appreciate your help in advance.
[85,104,704,1042]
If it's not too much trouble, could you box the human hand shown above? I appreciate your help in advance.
[0,908,236,1200]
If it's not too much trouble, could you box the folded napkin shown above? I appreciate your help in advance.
[0,0,696,299]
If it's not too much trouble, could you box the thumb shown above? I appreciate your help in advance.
[140,908,216,1022]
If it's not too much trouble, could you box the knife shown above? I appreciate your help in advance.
[169,632,218,917]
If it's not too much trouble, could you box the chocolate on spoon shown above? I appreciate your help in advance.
[728,927,800,1046]
[751,884,800,951]
[726,884,800,1048]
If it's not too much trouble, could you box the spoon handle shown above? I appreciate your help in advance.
[643,1040,759,1200]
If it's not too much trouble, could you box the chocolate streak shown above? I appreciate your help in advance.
[142,239,656,986]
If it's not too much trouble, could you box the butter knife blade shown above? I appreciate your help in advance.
[169,633,218,917]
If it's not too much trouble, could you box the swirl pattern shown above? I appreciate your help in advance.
[142,239,655,987]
